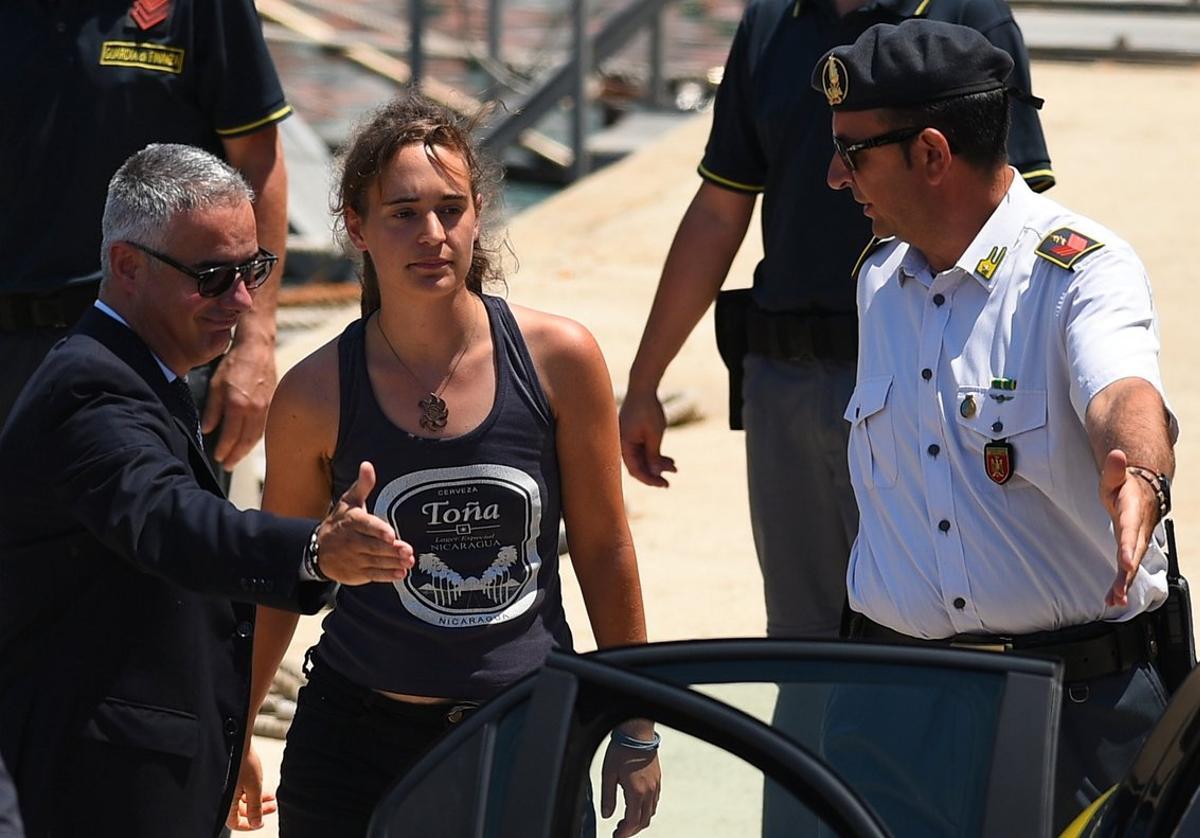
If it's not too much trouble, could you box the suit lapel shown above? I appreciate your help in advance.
[73,308,226,495]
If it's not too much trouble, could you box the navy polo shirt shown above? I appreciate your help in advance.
[701,0,1053,314]
[0,0,292,294]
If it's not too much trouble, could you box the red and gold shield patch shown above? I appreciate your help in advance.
[984,441,1014,485]
[1034,227,1104,270]
[130,0,171,31]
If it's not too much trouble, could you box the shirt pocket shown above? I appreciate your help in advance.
[954,387,1051,488]
[844,375,897,489]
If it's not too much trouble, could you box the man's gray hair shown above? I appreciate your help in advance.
[100,144,254,280]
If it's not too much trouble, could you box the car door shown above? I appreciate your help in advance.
[368,639,1062,838]
[1070,663,1200,837]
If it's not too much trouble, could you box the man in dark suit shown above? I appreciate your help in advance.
[0,144,414,838]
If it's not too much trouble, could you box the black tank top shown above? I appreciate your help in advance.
[316,294,573,699]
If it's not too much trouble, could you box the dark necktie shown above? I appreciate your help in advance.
[165,377,204,450]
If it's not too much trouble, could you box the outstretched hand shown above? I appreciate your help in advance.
[316,461,415,585]
[1099,449,1159,607]
[600,739,661,838]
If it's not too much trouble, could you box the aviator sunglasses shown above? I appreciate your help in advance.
[127,241,277,297]
[833,126,925,172]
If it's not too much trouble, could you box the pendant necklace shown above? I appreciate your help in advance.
[375,304,478,432]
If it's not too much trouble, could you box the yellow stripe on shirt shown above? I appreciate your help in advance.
[216,104,294,137]
[697,163,764,193]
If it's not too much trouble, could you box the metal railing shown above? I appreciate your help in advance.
[475,0,681,181]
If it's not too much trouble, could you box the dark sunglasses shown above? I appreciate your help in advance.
[127,241,277,297]
[833,126,925,172]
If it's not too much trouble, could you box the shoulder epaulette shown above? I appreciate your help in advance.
[1034,227,1104,270]
[850,236,895,279]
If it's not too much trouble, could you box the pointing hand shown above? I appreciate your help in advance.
[315,461,415,585]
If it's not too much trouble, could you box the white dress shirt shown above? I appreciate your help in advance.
[93,299,177,383]
[847,172,1176,639]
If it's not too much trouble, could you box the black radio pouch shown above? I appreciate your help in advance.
[714,289,752,431]
[1154,519,1196,694]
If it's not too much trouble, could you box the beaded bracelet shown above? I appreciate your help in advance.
[1126,466,1171,522]
[610,729,661,751]
[302,525,330,582]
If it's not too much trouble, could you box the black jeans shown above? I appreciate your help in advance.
[277,657,480,838]
[278,655,599,838]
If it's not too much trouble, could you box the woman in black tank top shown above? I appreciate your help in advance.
[231,95,661,837]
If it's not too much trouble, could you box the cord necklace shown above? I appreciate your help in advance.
[375,301,479,432]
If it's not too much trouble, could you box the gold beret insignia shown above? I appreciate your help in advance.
[823,55,848,106]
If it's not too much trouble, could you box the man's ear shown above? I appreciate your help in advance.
[107,241,142,293]
[473,193,483,238]
[344,208,369,251]
[916,128,953,185]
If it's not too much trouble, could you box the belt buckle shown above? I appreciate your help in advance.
[950,640,1013,653]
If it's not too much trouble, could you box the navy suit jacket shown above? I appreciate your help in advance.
[0,308,331,838]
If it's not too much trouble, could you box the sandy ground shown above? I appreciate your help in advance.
[239,59,1200,836]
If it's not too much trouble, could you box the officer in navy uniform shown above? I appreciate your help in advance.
[816,20,1175,831]
[0,0,290,478]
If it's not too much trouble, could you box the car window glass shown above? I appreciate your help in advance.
[664,661,1006,837]
[588,719,836,837]
[373,716,492,837]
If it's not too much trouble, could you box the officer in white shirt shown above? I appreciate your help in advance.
[811,19,1177,830]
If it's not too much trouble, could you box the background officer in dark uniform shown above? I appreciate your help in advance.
[0,0,290,477]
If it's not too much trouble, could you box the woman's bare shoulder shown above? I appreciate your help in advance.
[507,302,610,408]
[271,335,343,434]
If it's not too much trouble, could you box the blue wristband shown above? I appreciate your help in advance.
[610,730,661,751]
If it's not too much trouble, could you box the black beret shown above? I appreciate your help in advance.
[810,19,1014,111]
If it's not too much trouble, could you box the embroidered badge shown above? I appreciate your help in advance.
[130,0,171,31]
[823,55,848,106]
[975,246,1007,280]
[99,41,185,74]
[984,440,1014,485]
[1035,228,1104,270]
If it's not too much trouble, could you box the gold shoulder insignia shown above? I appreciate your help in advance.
[850,236,894,279]
[1034,227,1104,270]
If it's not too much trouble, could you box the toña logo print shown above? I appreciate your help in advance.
[374,464,543,628]
[417,545,521,607]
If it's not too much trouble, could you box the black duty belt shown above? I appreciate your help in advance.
[852,613,1157,683]
[0,283,100,332]
[745,306,857,363]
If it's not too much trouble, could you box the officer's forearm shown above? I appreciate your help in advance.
[627,182,755,395]
[1084,376,1174,475]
